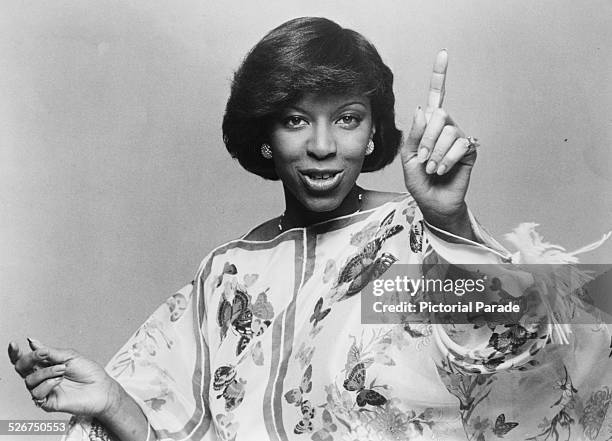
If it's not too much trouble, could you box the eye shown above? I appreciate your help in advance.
[336,114,361,128]
[283,116,309,128]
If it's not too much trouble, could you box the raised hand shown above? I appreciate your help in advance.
[8,338,119,416]
[401,49,478,238]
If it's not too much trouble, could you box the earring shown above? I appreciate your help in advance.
[365,139,375,156]
[261,143,273,159]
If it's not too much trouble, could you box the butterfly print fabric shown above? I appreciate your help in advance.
[61,194,612,441]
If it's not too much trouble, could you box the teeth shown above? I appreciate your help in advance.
[301,170,342,192]
[306,173,336,180]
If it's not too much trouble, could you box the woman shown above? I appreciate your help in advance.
[8,17,612,441]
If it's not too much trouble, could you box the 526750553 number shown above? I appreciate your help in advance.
[1,420,68,435]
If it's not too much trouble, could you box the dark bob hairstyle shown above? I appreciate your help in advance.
[222,17,403,180]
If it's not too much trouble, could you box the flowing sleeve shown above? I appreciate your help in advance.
[61,257,215,441]
[415,207,611,373]
[403,204,612,441]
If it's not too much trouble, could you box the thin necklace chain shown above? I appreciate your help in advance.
[278,192,363,233]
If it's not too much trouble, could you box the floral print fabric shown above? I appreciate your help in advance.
[62,195,612,441]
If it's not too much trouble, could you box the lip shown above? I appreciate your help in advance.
[298,169,344,193]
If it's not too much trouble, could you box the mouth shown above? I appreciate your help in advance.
[299,169,344,193]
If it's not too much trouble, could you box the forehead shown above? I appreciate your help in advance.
[289,93,371,111]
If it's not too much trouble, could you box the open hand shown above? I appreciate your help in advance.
[401,49,478,235]
[8,339,120,417]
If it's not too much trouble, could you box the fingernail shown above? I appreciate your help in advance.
[37,349,49,358]
[7,341,17,356]
[27,337,42,347]
[426,160,437,174]
[417,148,429,163]
[436,164,447,175]
[54,364,66,373]
[440,48,448,52]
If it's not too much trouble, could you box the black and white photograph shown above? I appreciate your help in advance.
[1,1,611,440]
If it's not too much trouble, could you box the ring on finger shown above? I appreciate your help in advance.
[32,396,47,408]
[465,136,480,153]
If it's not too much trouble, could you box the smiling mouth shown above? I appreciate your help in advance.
[299,170,343,193]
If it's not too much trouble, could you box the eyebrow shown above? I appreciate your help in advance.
[337,101,368,110]
[285,101,369,114]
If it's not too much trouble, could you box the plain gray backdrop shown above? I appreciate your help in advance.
[1,0,611,437]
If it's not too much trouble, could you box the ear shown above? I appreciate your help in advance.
[370,126,376,138]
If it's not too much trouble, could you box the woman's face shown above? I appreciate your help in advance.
[269,93,374,214]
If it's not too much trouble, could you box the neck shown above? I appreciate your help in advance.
[281,185,364,230]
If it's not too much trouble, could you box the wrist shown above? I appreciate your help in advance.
[95,378,152,441]
[422,204,476,242]
[96,378,125,424]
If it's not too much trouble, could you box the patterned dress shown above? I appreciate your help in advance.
[63,194,612,441]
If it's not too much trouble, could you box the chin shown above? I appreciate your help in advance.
[301,194,344,213]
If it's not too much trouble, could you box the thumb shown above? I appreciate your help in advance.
[27,337,43,351]
[44,347,79,365]
[401,106,427,165]
[28,339,77,365]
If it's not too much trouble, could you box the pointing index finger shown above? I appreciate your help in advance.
[425,49,448,120]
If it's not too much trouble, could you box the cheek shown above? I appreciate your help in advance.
[270,134,305,176]
[339,136,368,168]
[338,128,371,156]
[272,154,298,182]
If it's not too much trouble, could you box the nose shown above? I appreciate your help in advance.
[307,124,336,160]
